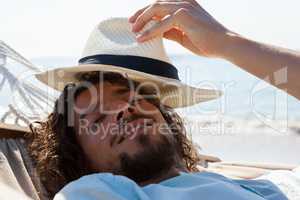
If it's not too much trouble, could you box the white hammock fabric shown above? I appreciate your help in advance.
[0,41,56,126]
[0,41,53,199]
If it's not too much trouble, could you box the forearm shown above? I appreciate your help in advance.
[221,33,300,100]
[129,0,300,100]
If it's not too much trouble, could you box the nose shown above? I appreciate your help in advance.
[116,103,138,122]
[115,94,140,122]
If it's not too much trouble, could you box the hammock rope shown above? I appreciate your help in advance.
[0,41,55,126]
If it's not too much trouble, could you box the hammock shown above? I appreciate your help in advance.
[0,41,56,126]
[0,41,56,199]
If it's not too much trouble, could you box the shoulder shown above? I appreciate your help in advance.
[54,173,138,200]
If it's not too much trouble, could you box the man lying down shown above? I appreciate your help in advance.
[29,1,300,200]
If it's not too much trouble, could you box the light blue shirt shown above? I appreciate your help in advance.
[54,172,287,200]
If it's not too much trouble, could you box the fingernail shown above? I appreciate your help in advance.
[136,34,145,42]
[136,33,142,39]
[131,25,137,32]
[128,16,134,23]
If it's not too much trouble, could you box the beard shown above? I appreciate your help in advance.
[118,132,177,184]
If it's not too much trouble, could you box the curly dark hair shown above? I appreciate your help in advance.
[27,72,203,198]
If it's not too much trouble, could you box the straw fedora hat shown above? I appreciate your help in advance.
[35,17,222,108]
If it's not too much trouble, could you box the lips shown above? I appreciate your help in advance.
[114,118,154,145]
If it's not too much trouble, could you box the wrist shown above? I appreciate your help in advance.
[217,31,245,60]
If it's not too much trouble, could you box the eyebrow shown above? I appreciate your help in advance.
[78,86,133,119]
[79,102,100,119]
[113,87,131,96]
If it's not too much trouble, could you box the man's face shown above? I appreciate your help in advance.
[73,81,177,182]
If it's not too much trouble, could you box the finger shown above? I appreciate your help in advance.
[157,0,200,7]
[132,2,189,33]
[129,6,149,23]
[136,13,177,42]
[181,0,200,7]
[163,28,184,43]
[165,28,206,55]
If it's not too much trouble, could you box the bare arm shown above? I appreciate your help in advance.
[222,34,300,99]
[129,0,300,100]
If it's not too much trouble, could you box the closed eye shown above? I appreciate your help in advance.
[140,94,160,106]
[114,87,131,96]
[94,114,107,124]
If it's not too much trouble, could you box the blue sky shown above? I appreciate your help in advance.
[1,0,300,58]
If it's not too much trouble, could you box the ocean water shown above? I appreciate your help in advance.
[173,55,300,119]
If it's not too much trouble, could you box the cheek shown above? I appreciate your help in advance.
[139,101,160,114]
[116,139,141,156]
[76,127,120,171]
[77,133,107,157]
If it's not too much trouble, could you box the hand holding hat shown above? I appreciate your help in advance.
[129,0,232,58]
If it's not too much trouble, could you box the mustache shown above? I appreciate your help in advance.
[120,113,155,126]
[109,113,155,147]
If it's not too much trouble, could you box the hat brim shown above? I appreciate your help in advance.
[35,64,222,108]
